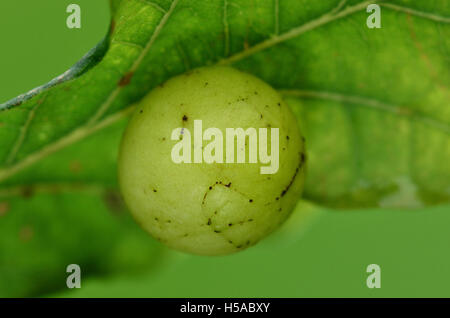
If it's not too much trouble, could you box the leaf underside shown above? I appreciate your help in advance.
[0,0,449,296]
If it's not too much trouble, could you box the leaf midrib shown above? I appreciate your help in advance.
[280,89,450,135]
[87,0,180,125]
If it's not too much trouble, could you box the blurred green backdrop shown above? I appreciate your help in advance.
[0,1,449,298]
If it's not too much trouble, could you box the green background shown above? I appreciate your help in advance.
[0,1,449,297]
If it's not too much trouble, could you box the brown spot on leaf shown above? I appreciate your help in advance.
[19,225,34,242]
[69,161,82,174]
[397,107,413,116]
[118,72,134,86]
[0,202,10,216]
[22,187,34,199]
[110,20,116,33]
[103,191,124,214]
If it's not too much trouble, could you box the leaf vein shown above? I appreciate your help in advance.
[280,89,450,135]
[111,39,145,50]
[0,182,111,198]
[135,0,167,13]
[5,94,47,165]
[87,0,179,125]
[0,106,135,184]
[381,3,450,24]
[218,0,374,65]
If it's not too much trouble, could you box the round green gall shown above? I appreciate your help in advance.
[118,66,306,256]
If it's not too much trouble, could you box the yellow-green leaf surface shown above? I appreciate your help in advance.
[0,0,449,297]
